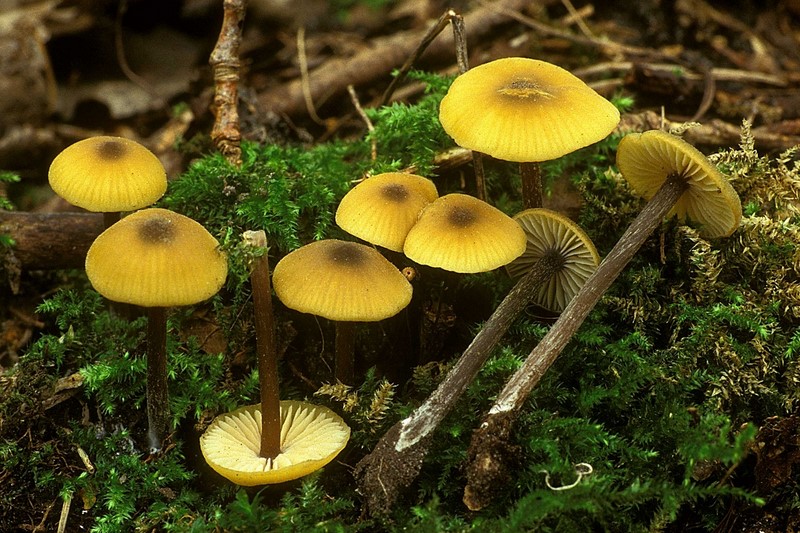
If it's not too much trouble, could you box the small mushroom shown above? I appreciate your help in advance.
[335,172,438,252]
[403,193,526,274]
[85,208,227,452]
[48,136,167,228]
[272,239,412,384]
[439,57,620,208]
[506,208,600,313]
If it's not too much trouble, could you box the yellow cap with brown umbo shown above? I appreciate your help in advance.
[49,136,167,213]
[403,193,526,274]
[336,172,438,252]
[200,401,351,486]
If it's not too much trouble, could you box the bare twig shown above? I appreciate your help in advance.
[210,0,247,167]
[347,85,376,161]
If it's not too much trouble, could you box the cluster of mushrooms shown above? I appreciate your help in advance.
[46,55,743,498]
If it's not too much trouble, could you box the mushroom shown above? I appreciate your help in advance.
[335,172,438,252]
[462,130,742,510]
[200,401,350,486]
[85,208,228,452]
[48,136,167,228]
[272,239,413,385]
[403,193,526,274]
[506,208,600,313]
[439,57,620,209]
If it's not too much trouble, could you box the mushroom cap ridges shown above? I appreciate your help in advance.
[200,401,350,486]
[616,130,742,238]
[272,239,412,322]
[48,136,167,212]
[403,193,526,273]
[85,208,227,307]
[335,172,438,252]
[439,57,620,163]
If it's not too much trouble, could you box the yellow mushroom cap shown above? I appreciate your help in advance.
[506,208,600,312]
[403,193,526,273]
[200,401,351,486]
[272,240,412,322]
[85,208,228,307]
[439,57,620,163]
[49,136,167,212]
[335,172,439,252]
[616,130,742,238]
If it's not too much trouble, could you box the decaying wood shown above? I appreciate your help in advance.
[210,0,247,167]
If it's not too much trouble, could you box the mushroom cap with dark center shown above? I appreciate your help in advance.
[506,208,600,312]
[439,57,620,163]
[403,193,526,273]
[200,401,351,486]
[85,208,228,307]
[48,136,167,212]
[335,172,438,252]
[616,130,742,238]
[272,239,412,322]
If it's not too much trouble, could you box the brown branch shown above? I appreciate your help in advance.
[210,0,247,167]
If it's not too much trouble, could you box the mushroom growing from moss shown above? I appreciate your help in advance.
[403,193,526,273]
[272,239,412,385]
[48,136,167,228]
[439,57,620,208]
[335,172,438,252]
[462,129,742,510]
[85,208,227,452]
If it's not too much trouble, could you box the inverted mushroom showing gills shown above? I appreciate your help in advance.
[85,208,228,452]
[336,172,438,252]
[439,57,620,208]
[272,239,413,385]
[462,130,742,511]
[48,136,167,228]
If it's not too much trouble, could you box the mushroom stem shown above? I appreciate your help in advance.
[354,250,564,514]
[335,322,356,385]
[519,162,543,209]
[463,171,689,510]
[247,231,281,459]
[146,306,169,453]
[472,151,487,202]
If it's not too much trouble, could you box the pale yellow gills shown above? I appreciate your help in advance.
[49,136,167,212]
[200,401,351,486]
[506,208,600,312]
[616,130,742,238]
[336,172,438,252]
[272,240,412,322]
[85,208,227,307]
[404,193,526,273]
[439,57,620,163]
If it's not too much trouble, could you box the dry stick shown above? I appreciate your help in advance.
[463,172,689,510]
[354,251,564,515]
[209,0,247,167]
[245,230,281,459]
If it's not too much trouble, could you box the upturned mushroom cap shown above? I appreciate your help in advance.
[439,57,620,163]
[200,401,351,486]
[403,193,526,273]
[49,136,167,212]
[506,208,600,312]
[335,172,439,252]
[272,239,412,322]
[85,208,228,307]
[616,130,742,238]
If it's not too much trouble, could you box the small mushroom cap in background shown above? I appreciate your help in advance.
[404,193,526,274]
[85,208,228,307]
[335,172,438,252]
[506,208,600,312]
[48,136,167,212]
[439,57,620,163]
[200,401,351,486]
[272,239,412,322]
[616,130,742,238]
